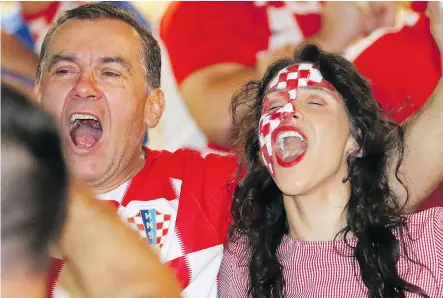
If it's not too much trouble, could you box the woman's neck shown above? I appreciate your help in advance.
[284,175,351,241]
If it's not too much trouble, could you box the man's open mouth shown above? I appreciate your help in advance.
[69,113,103,148]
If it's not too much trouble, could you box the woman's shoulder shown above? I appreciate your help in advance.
[224,234,255,266]
[406,207,442,228]
[225,234,250,254]
[404,207,443,244]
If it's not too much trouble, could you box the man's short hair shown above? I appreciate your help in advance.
[1,85,68,274]
[36,2,161,90]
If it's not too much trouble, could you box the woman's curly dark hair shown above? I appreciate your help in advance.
[229,44,429,298]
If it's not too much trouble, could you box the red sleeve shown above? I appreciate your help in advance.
[160,2,269,85]
[176,150,237,244]
[354,15,442,123]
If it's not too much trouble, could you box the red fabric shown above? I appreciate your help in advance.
[46,258,64,298]
[21,2,61,22]
[48,148,238,298]
[353,15,442,123]
[410,1,428,13]
[207,143,232,153]
[219,207,443,297]
[160,2,269,85]
[160,1,321,85]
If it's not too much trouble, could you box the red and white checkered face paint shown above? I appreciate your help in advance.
[258,63,336,176]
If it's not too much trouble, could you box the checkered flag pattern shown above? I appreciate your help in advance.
[126,211,172,248]
[259,103,294,175]
[258,63,335,175]
[155,211,172,248]
[267,63,334,99]
[127,211,147,239]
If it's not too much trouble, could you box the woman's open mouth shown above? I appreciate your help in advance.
[272,126,308,167]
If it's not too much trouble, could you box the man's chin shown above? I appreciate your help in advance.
[69,159,102,186]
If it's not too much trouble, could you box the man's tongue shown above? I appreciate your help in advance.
[277,136,307,161]
[72,120,102,148]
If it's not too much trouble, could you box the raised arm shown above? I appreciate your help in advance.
[389,2,443,211]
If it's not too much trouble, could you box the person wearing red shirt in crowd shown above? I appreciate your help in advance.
[36,2,443,298]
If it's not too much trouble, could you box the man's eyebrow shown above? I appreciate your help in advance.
[47,54,76,72]
[46,54,133,73]
[99,56,132,72]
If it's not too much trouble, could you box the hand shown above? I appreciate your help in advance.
[319,1,378,52]
[368,2,398,29]
[256,1,376,77]
[428,1,443,53]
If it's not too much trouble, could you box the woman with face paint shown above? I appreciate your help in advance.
[218,44,443,298]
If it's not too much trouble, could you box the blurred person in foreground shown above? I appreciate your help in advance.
[1,85,181,298]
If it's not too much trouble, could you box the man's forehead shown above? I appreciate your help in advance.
[47,18,141,58]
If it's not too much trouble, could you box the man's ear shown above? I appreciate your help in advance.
[144,88,165,128]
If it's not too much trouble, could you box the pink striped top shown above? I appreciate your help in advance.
[219,207,443,298]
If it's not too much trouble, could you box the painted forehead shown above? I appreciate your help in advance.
[266,63,335,99]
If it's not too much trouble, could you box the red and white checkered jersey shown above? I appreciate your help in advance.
[219,207,443,297]
[49,148,238,298]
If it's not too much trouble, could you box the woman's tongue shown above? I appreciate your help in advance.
[277,136,307,161]
[73,121,101,148]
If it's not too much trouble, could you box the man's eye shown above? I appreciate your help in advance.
[55,69,70,75]
[103,72,120,77]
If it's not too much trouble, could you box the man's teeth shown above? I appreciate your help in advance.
[70,113,98,123]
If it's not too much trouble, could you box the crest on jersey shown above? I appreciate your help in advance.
[126,209,172,249]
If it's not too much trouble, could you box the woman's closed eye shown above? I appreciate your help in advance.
[269,105,284,111]
[306,96,325,106]
[308,100,323,106]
